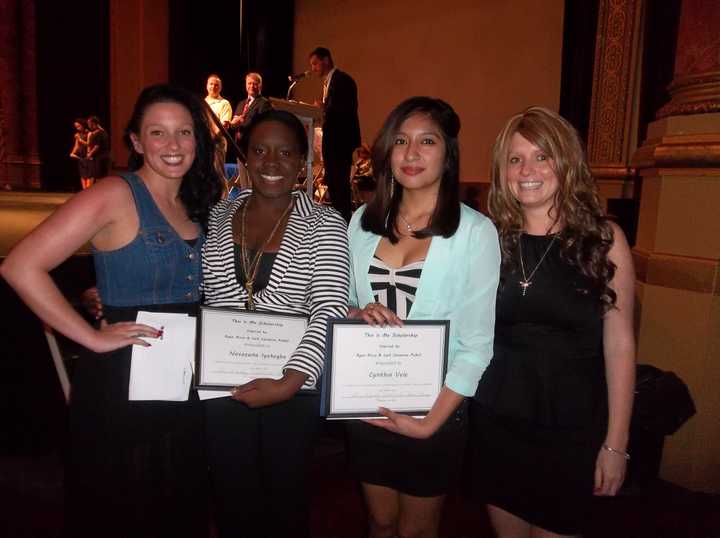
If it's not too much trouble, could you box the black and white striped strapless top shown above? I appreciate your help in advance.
[369,256,424,320]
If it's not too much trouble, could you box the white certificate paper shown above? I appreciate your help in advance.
[129,311,196,401]
[321,321,449,419]
[195,306,309,390]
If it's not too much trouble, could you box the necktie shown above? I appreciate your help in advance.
[242,97,253,116]
[322,78,329,104]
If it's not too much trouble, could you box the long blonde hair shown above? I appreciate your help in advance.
[489,106,617,311]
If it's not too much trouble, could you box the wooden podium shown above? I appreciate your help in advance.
[269,98,323,197]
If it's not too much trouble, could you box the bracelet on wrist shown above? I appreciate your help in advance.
[602,444,630,460]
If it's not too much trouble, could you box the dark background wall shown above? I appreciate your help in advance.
[34,0,294,192]
[36,1,109,192]
[638,0,682,143]
[168,1,294,110]
[559,0,599,144]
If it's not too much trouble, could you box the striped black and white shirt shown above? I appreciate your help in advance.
[369,257,424,320]
[202,190,350,388]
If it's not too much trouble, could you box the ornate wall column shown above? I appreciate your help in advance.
[0,0,40,189]
[631,0,720,493]
[587,0,645,207]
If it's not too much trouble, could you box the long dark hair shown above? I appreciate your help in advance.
[362,96,461,243]
[489,106,617,311]
[123,84,224,229]
[239,109,309,161]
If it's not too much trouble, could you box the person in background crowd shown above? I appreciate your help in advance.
[351,143,375,206]
[204,73,233,173]
[309,46,360,223]
[70,118,93,190]
[204,74,232,130]
[86,115,110,185]
[230,72,272,144]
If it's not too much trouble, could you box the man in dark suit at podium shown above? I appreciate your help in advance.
[231,72,272,143]
[310,47,360,223]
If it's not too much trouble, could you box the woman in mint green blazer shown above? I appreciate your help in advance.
[345,97,500,538]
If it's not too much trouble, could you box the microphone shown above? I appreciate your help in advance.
[288,70,310,82]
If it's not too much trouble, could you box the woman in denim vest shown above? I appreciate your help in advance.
[1,85,224,537]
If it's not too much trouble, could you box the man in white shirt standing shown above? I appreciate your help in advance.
[205,74,232,130]
[204,74,232,176]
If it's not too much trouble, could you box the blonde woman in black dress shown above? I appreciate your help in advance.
[472,107,636,537]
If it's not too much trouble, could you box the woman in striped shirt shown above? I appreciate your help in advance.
[200,109,350,538]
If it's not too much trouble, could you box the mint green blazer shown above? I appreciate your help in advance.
[348,204,501,397]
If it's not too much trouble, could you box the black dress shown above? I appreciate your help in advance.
[66,305,209,538]
[472,233,607,535]
[64,174,208,538]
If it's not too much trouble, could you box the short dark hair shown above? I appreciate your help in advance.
[240,109,309,161]
[309,47,332,62]
[123,84,224,229]
[88,115,101,125]
[362,96,461,243]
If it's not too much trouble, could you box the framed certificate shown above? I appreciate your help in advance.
[320,320,449,419]
[195,306,310,391]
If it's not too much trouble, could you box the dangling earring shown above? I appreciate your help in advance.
[385,174,396,231]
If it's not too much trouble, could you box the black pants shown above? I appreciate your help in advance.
[204,394,320,538]
[322,142,353,223]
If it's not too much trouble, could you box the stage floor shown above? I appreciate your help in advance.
[0,191,91,257]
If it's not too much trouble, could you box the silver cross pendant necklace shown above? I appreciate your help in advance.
[518,234,558,296]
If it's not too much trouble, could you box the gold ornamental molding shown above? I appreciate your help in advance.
[590,164,635,179]
[657,70,720,118]
[631,132,720,168]
[633,247,719,295]
[587,0,643,166]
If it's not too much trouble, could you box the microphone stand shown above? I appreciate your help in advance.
[286,80,298,101]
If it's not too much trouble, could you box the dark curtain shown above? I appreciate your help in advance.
[637,0,682,144]
[35,0,109,191]
[169,0,294,107]
[559,0,599,144]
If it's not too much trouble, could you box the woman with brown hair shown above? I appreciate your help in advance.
[347,96,500,537]
[472,106,636,537]
[2,84,224,537]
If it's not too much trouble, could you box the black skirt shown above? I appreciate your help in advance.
[346,402,468,497]
[64,304,208,538]
[470,402,603,535]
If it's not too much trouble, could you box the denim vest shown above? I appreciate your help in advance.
[93,173,204,306]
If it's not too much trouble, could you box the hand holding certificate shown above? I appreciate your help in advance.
[129,311,196,401]
[321,320,449,419]
[195,306,310,391]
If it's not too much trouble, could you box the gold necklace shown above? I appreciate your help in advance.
[239,195,294,310]
[518,234,557,296]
